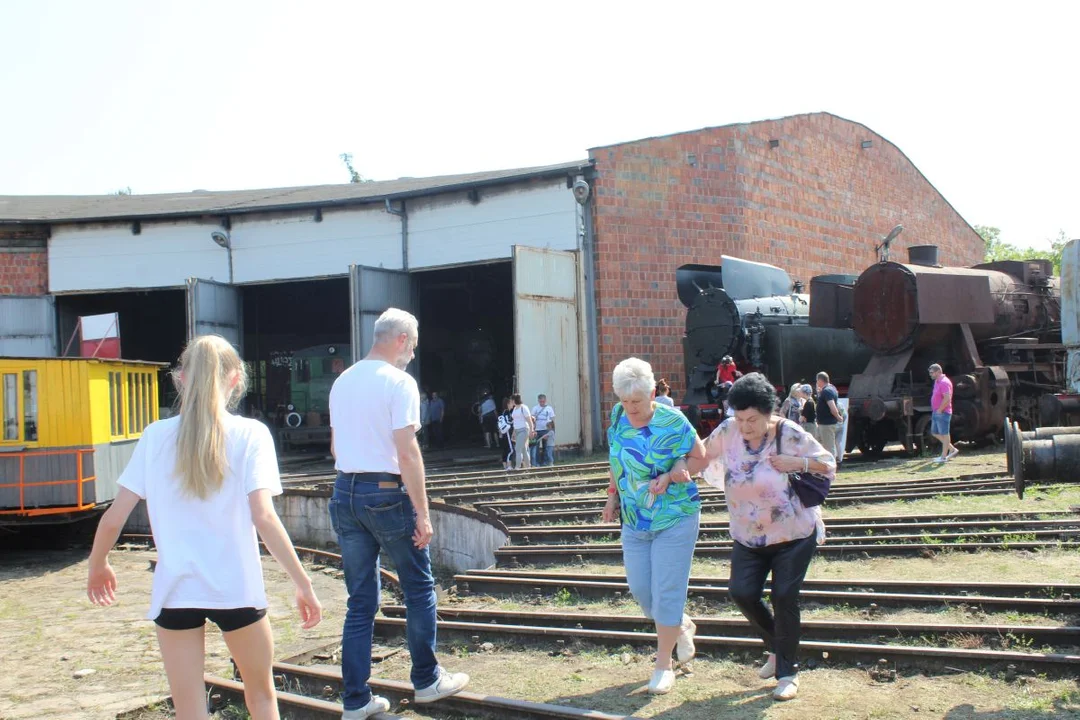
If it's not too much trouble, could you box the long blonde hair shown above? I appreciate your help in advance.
[172,335,248,499]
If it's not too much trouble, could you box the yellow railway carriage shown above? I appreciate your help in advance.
[0,357,165,524]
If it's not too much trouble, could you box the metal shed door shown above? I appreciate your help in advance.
[349,265,412,364]
[185,278,243,352]
[0,295,58,357]
[513,246,581,447]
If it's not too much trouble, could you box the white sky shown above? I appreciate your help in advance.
[1,1,1075,251]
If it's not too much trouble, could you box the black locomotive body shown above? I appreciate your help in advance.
[678,256,870,435]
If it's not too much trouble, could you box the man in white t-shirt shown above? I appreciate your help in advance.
[329,308,469,718]
[530,393,556,467]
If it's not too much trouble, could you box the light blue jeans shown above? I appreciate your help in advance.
[621,513,700,626]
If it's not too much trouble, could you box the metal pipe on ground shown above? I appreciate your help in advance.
[1014,430,1080,498]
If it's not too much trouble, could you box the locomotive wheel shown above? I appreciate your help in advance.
[912,414,937,457]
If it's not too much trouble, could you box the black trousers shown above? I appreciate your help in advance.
[728,532,817,679]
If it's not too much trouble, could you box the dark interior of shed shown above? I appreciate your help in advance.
[413,261,514,448]
[241,278,350,428]
[56,289,186,408]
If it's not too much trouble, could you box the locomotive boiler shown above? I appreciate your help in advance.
[679,256,871,414]
[846,245,1067,453]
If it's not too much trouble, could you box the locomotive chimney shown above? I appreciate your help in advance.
[908,245,940,267]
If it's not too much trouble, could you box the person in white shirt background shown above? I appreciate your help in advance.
[86,334,322,720]
[530,393,556,467]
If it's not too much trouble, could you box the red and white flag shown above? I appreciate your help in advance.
[80,313,121,359]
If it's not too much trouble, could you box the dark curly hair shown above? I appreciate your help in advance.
[726,372,778,416]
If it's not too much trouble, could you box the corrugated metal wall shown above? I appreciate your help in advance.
[0,296,57,357]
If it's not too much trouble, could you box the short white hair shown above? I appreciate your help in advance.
[612,357,655,400]
[373,308,418,344]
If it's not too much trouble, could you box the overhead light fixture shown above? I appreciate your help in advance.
[211,231,231,249]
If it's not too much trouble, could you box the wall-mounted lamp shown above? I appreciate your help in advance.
[861,140,873,149]
[769,139,780,149]
[210,231,234,283]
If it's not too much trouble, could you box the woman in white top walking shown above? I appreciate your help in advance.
[86,335,323,720]
[510,393,534,469]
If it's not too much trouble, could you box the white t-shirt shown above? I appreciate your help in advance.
[511,404,532,430]
[117,414,283,620]
[532,404,555,432]
[330,359,421,473]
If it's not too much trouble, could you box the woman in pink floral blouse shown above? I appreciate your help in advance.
[687,373,834,701]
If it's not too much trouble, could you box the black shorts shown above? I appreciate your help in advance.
[482,412,497,433]
[154,607,266,632]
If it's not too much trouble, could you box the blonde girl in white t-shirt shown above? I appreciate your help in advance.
[86,335,323,720]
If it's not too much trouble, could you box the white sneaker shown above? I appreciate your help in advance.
[933,456,946,463]
[947,448,959,460]
[758,653,776,679]
[342,695,390,719]
[414,667,470,704]
[676,614,696,666]
[773,674,799,700]
[647,668,675,694]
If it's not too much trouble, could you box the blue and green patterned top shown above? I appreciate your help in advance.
[608,402,701,531]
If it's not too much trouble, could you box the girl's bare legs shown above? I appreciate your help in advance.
[156,626,208,720]
[222,617,279,720]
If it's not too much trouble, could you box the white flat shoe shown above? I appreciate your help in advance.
[758,653,776,679]
[647,668,675,694]
[676,614,696,666]
[773,674,799,701]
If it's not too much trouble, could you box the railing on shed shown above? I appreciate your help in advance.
[0,447,96,517]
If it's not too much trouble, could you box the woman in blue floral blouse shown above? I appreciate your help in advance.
[604,358,707,695]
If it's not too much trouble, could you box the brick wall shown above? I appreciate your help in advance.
[588,112,985,409]
[0,226,49,295]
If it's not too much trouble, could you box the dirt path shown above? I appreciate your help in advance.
[0,547,349,720]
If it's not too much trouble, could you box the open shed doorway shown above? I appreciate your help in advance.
[414,262,514,448]
[241,278,349,450]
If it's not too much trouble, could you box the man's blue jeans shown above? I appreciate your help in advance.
[329,474,439,710]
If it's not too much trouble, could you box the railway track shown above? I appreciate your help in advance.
[454,570,1080,613]
[487,484,1020,525]
[432,470,1007,504]
[508,510,1080,544]
[385,605,1080,645]
[206,662,645,720]
[372,616,1080,675]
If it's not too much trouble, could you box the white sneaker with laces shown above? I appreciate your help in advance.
[773,674,799,700]
[758,653,776,679]
[676,614,696,666]
[947,448,959,460]
[414,667,470,704]
[933,456,946,463]
[647,668,675,694]
[342,695,391,719]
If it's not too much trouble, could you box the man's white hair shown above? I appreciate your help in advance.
[373,308,418,345]
[612,357,656,400]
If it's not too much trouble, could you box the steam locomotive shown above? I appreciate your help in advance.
[679,247,1077,454]
[678,256,871,435]
[843,245,1076,454]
